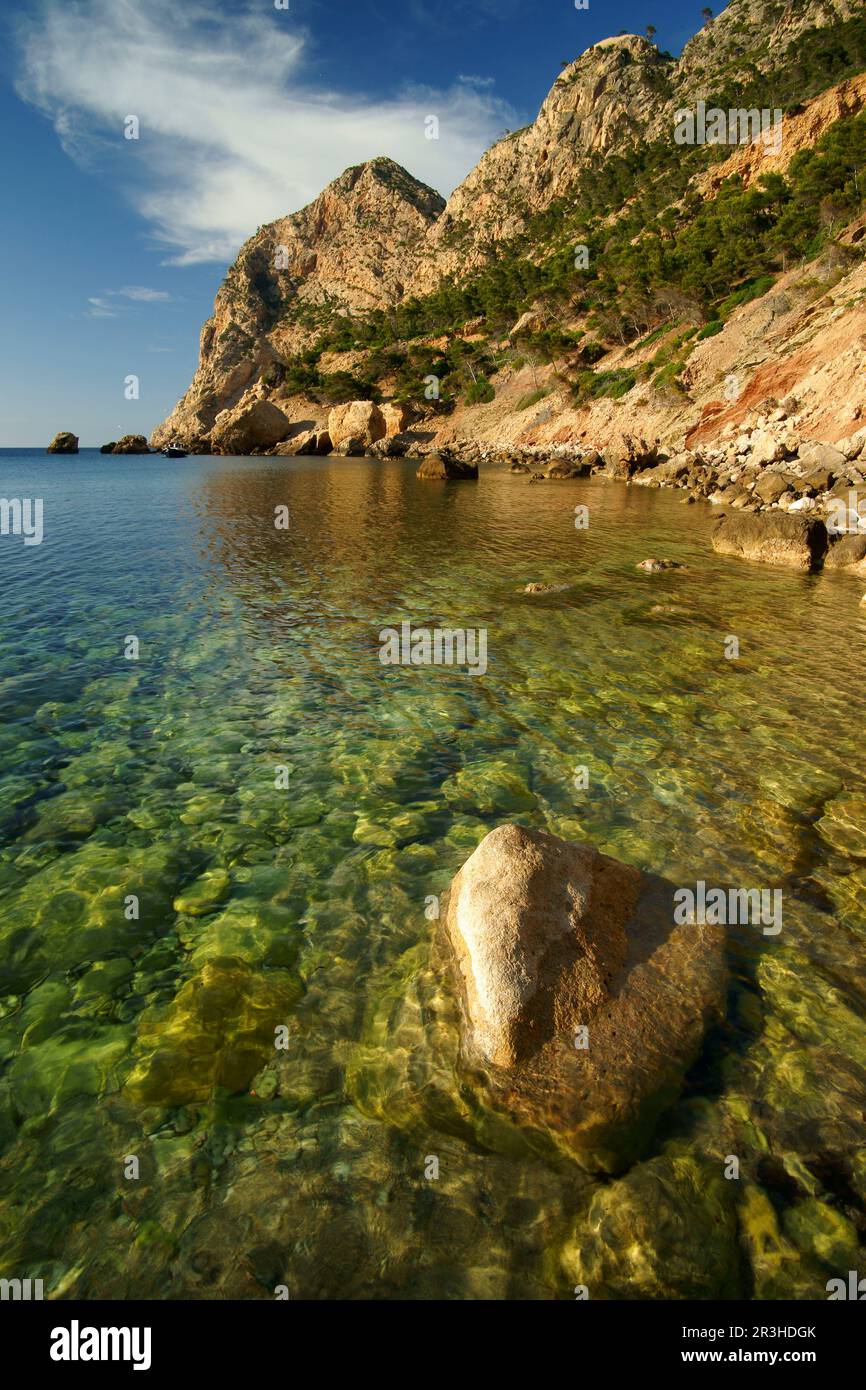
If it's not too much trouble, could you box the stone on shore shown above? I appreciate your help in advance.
[273,428,319,456]
[417,453,478,480]
[824,534,866,569]
[47,432,79,454]
[381,402,415,436]
[441,824,726,1170]
[211,400,292,454]
[327,401,386,451]
[711,511,828,570]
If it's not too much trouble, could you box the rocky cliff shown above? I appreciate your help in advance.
[152,159,444,448]
[153,0,866,454]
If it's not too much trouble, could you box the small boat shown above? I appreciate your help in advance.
[163,443,188,458]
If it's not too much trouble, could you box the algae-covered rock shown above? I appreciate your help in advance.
[173,868,231,916]
[816,794,866,860]
[126,958,303,1106]
[783,1197,860,1272]
[440,759,535,816]
[557,1153,741,1299]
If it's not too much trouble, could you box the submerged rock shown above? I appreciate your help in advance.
[126,957,303,1106]
[636,558,685,572]
[520,581,572,594]
[711,511,828,570]
[440,825,726,1170]
[557,1152,741,1298]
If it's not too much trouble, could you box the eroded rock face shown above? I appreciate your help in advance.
[441,825,726,1170]
[47,432,78,454]
[712,511,828,570]
[328,401,386,452]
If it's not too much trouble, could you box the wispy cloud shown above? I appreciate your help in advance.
[84,285,172,317]
[15,0,518,267]
[118,286,171,302]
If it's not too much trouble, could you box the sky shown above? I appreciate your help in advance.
[0,0,713,445]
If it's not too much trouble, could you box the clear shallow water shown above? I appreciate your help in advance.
[1,447,866,1298]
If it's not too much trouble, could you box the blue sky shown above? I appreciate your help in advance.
[0,0,711,445]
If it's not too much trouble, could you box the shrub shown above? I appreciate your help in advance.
[465,377,495,404]
[514,388,550,411]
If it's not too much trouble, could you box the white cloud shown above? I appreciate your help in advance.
[86,297,116,318]
[15,0,518,266]
[117,286,171,302]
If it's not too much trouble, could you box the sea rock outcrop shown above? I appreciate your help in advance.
[711,511,829,570]
[47,432,78,454]
[440,825,726,1170]
[101,435,151,455]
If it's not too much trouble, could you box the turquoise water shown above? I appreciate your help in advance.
[1,447,866,1298]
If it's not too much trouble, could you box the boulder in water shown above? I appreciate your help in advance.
[417,453,478,480]
[711,511,828,570]
[441,824,726,1170]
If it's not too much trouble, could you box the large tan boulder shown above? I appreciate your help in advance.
[441,825,726,1170]
[273,427,320,456]
[211,400,292,454]
[381,402,415,436]
[327,401,386,451]
[445,825,634,1067]
[47,432,78,454]
[711,511,828,570]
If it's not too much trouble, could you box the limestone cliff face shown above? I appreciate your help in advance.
[407,35,670,295]
[152,158,444,448]
[152,0,864,450]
